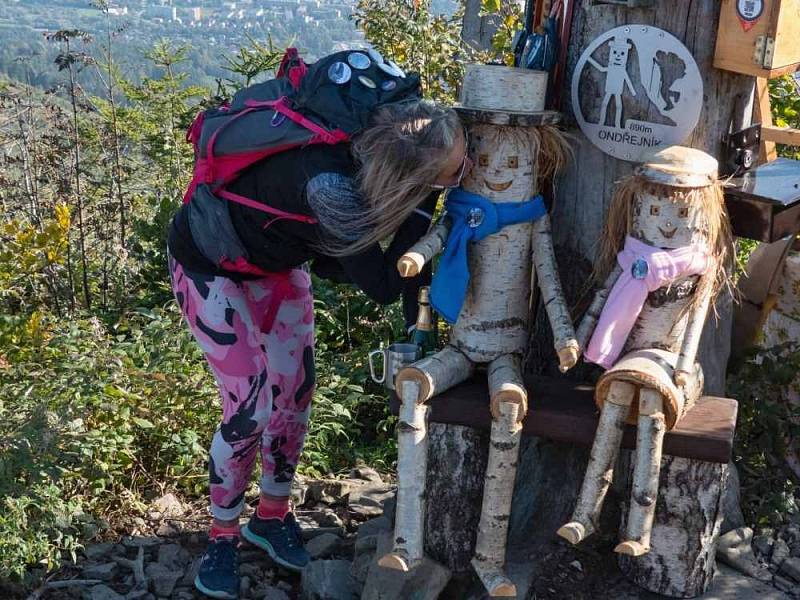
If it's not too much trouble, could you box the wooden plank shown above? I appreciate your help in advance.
[762,124,800,145]
[771,0,800,72]
[389,376,738,464]
[713,0,773,75]
[755,77,779,163]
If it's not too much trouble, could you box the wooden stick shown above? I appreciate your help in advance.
[754,77,777,164]
[113,546,145,585]
[576,265,623,352]
[488,353,528,422]
[397,219,451,278]
[394,345,475,404]
[531,214,579,371]
[471,400,521,598]
[379,380,429,571]
[616,388,666,557]
[558,380,635,545]
[674,291,711,386]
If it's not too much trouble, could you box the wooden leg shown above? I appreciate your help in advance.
[558,380,635,545]
[488,354,527,422]
[471,399,522,598]
[379,380,428,571]
[380,347,474,572]
[615,388,666,557]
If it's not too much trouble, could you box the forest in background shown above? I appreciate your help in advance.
[1,0,800,590]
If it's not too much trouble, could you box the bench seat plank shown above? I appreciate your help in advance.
[389,375,737,464]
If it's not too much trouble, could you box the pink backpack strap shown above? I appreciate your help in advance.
[216,188,318,224]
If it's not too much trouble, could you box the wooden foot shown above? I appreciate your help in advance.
[471,559,517,597]
[377,551,411,572]
[561,380,635,543]
[615,540,648,556]
[556,522,586,545]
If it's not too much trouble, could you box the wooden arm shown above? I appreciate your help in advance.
[397,218,451,278]
[674,290,712,386]
[575,264,623,352]
[531,215,579,372]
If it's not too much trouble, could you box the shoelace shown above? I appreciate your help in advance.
[206,540,239,574]
[283,516,303,549]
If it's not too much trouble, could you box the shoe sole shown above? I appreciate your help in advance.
[194,575,238,600]
[241,523,307,573]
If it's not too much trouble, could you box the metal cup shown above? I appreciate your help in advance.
[368,343,422,391]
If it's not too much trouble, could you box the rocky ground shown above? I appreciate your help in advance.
[6,464,799,600]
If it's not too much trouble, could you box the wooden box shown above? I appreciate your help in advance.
[714,0,800,77]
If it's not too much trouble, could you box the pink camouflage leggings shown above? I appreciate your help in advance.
[169,255,315,521]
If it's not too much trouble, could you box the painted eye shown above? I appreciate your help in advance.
[678,206,689,218]
[507,156,518,169]
[478,155,489,167]
[650,205,661,216]
[634,205,641,216]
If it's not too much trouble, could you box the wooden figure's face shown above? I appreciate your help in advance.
[462,127,535,203]
[632,192,707,249]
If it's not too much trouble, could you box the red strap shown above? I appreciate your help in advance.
[216,188,318,224]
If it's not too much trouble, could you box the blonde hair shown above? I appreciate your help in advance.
[594,175,734,309]
[320,100,461,256]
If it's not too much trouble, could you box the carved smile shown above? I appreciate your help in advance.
[484,179,512,192]
[658,226,678,239]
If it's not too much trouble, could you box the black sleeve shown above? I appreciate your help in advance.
[337,192,439,322]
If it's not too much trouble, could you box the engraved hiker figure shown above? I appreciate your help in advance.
[588,36,636,129]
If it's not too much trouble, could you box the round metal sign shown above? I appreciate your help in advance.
[571,25,703,162]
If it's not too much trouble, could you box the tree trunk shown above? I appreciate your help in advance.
[617,455,727,598]
[424,422,489,573]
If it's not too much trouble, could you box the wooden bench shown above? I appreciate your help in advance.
[390,374,738,598]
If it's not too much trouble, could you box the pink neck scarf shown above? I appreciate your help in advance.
[585,235,709,369]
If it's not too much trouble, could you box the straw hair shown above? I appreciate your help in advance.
[318,100,461,257]
[594,175,733,311]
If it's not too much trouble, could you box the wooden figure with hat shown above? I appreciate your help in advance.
[377,64,578,597]
[557,145,733,556]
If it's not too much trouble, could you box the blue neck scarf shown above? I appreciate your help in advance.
[430,188,547,324]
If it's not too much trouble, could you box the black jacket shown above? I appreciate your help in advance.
[168,143,437,326]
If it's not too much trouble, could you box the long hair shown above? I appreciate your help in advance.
[315,100,461,257]
[594,176,733,310]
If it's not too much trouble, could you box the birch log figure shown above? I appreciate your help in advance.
[379,65,579,596]
[558,147,733,558]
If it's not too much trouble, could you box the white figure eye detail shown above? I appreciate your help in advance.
[650,205,660,216]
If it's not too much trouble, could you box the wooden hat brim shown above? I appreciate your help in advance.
[453,105,562,127]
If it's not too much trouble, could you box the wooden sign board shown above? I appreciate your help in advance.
[724,157,800,241]
[714,0,800,77]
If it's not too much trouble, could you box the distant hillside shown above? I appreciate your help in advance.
[0,0,368,96]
